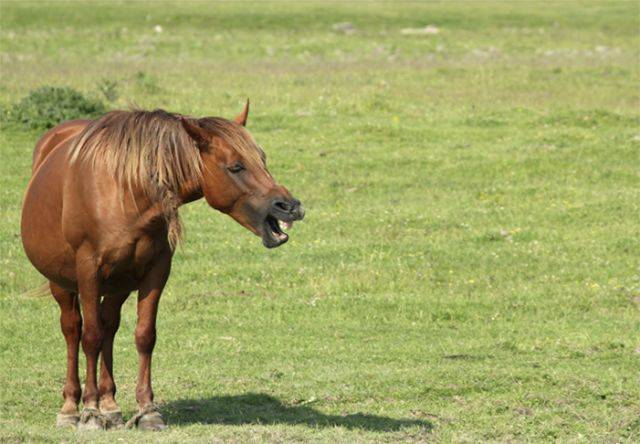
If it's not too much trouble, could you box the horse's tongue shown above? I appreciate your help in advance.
[278,221,293,230]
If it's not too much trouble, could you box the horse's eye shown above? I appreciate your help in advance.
[227,162,245,174]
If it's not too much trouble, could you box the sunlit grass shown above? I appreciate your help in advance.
[0,1,639,442]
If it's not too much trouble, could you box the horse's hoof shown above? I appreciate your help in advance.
[101,409,124,430]
[77,408,106,431]
[124,404,166,431]
[56,412,79,428]
[137,411,167,431]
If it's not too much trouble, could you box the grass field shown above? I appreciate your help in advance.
[1,1,639,442]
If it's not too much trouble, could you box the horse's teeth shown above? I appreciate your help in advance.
[279,221,286,230]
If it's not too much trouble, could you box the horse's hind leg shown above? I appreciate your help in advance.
[98,292,129,429]
[50,282,82,428]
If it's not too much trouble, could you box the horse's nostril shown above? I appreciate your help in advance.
[273,198,302,216]
[273,200,290,212]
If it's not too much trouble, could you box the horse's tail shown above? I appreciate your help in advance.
[19,282,50,298]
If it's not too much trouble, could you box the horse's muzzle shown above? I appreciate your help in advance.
[261,198,304,248]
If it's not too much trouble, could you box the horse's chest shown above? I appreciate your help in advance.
[99,234,161,289]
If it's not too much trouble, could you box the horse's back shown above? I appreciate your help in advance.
[32,119,90,174]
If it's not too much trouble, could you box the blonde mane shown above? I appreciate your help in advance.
[197,117,265,170]
[68,109,263,248]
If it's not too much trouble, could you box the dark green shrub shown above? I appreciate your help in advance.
[3,86,106,129]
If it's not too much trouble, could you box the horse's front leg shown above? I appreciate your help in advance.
[98,292,129,429]
[129,251,171,431]
[75,244,107,431]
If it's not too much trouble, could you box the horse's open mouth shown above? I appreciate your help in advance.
[262,215,292,248]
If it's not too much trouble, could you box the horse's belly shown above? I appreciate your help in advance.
[21,147,79,290]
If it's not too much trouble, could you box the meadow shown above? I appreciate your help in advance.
[0,1,639,442]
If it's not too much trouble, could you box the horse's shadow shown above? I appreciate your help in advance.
[161,393,432,432]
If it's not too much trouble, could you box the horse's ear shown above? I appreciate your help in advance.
[234,99,249,126]
[180,117,210,150]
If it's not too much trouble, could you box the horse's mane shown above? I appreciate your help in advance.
[68,108,263,248]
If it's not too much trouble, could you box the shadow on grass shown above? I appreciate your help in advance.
[162,393,432,432]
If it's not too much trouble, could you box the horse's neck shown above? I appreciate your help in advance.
[177,179,204,205]
[125,180,202,248]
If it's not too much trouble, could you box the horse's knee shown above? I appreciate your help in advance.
[135,324,156,354]
[81,325,104,354]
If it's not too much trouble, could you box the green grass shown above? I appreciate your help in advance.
[1,1,639,442]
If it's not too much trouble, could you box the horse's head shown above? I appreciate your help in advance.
[180,102,304,248]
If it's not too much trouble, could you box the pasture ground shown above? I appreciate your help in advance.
[0,1,639,442]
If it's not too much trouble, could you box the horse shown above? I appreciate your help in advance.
[20,101,304,431]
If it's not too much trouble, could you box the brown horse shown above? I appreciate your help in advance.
[20,101,304,430]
